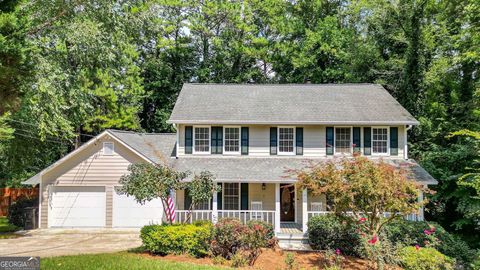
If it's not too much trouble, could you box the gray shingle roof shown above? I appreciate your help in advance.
[23,130,437,185]
[168,84,419,125]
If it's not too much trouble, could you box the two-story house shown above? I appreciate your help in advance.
[24,84,436,240]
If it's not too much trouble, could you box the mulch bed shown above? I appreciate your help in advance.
[137,248,399,269]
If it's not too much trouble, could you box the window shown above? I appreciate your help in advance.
[194,200,210,210]
[103,142,114,155]
[278,127,295,154]
[224,127,240,153]
[372,127,388,154]
[194,127,210,153]
[335,127,352,154]
[223,183,239,210]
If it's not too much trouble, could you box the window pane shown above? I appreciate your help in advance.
[223,183,239,210]
[224,127,240,152]
[335,128,351,154]
[372,128,388,154]
[279,128,294,153]
[194,127,210,152]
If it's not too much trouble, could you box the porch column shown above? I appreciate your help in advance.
[302,188,308,233]
[418,189,424,221]
[275,183,280,234]
[212,189,218,224]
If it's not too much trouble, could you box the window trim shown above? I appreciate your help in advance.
[371,126,390,156]
[193,125,211,155]
[223,126,241,155]
[103,142,114,155]
[222,183,241,210]
[277,126,296,156]
[333,126,353,155]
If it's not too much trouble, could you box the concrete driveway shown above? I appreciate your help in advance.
[0,229,142,257]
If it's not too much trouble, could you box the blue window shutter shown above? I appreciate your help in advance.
[241,183,249,210]
[390,127,398,155]
[211,127,223,154]
[270,127,277,155]
[353,127,361,154]
[296,127,303,155]
[326,127,334,155]
[185,126,193,154]
[364,127,371,155]
[184,189,192,210]
[217,183,222,210]
[241,127,249,155]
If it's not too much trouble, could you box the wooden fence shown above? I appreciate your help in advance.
[0,188,39,216]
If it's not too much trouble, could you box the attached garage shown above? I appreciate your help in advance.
[48,186,106,228]
[112,189,163,227]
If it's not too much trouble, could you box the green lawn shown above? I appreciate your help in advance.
[0,216,19,233]
[41,252,228,270]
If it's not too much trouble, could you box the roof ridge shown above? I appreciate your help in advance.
[106,129,175,136]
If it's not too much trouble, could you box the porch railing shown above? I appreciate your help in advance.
[218,210,276,226]
[307,211,420,221]
[174,210,276,226]
[175,210,212,224]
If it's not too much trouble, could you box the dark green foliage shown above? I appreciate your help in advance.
[383,219,477,266]
[7,196,38,228]
[140,223,212,257]
[307,215,360,256]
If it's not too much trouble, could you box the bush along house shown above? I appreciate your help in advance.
[23,84,437,247]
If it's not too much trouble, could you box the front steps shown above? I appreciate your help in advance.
[277,232,312,250]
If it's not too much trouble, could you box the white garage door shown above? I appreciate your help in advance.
[112,190,163,228]
[49,186,106,228]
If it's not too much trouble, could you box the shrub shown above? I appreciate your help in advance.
[140,222,212,257]
[383,220,476,266]
[246,220,276,247]
[399,246,455,270]
[7,196,38,228]
[284,252,297,270]
[211,218,275,265]
[307,215,360,255]
[231,252,249,267]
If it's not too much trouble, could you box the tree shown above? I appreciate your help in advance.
[119,163,188,223]
[295,155,427,237]
[184,171,219,222]
[118,163,217,224]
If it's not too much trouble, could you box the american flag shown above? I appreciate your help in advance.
[166,190,176,222]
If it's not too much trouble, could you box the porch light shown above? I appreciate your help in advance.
[262,183,266,190]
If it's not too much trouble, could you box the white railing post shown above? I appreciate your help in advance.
[275,183,281,234]
[212,189,218,224]
[302,188,308,233]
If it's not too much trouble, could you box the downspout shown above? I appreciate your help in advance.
[404,125,412,160]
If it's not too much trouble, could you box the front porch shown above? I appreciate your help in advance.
[174,182,423,236]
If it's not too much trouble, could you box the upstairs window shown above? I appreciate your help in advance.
[224,127,240,154]
[278,127,295,154]
[103,142,114,155]
[372,127,388,154]
[194,127,210,153]
[335,127,352,154]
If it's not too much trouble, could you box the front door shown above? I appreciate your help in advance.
[280,184,295,222]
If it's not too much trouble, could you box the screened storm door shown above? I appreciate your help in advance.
[280,184,295,222]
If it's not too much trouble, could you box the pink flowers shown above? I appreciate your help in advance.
[415,245,420,251]
[335,248,341,255]
[358,217,367,223]
[424,227,436,235]
[368,235,377,244]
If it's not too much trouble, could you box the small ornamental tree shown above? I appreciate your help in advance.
[118,163,188,223]
[295,155,429,238]
[185,171,219,222]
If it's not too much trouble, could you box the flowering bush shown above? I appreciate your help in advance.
[399,246,455,270]
[383,219,476,266]
[307,214,360,255]
[210,218,276,265]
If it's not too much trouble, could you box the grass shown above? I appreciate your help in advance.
[41,252,228,270]
[0,216,19,233]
